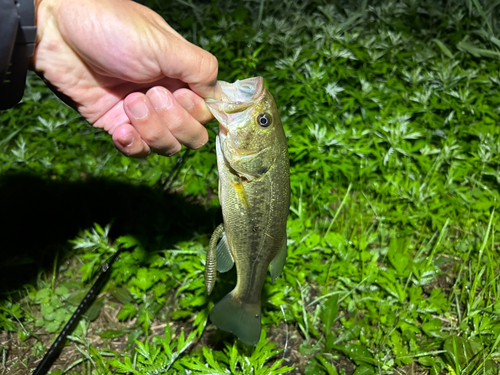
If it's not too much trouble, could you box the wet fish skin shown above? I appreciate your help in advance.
[205,77,290,345]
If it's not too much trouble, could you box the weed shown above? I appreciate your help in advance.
[1,0,500,374]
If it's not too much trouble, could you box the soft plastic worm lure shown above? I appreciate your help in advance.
[205,223,224,295]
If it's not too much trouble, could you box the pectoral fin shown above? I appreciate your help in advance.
[270,236,287,282]
[216,232,234,273]
[205,224,225,295]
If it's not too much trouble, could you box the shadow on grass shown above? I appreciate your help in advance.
[0,172,221,296]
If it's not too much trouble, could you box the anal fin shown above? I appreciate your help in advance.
[270,235,287,282]
[216,232,234,273]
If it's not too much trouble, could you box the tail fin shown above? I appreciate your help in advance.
[210,291,261,346]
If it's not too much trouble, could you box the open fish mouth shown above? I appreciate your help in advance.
[216,77,265,104]
[206,77,265,134]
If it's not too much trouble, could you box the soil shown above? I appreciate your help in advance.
[1,288,428,375]
[0,295,126,375]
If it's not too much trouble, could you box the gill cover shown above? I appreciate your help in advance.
[206,77,279,181]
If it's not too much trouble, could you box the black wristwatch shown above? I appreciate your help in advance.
[0,0,37,110]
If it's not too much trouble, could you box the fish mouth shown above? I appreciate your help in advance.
[215,77,265,104]
[206,77,265,134]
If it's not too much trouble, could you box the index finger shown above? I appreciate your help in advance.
[156,30,221,100]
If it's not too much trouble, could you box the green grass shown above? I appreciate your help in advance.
[1,0,500,374]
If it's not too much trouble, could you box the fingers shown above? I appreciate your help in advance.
[94,86,213,159]
[146,87,209,150]
[173,88,214,124]
[158,36,222,100]
[92,99,153,158]
[124,91,182,156]
[123,87,209,157]
[112,124,151,157]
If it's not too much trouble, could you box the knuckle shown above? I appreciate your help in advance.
[166,113,185,132]
[199,53,219,84]
[143,130,164,145]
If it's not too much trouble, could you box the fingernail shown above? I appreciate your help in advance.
[179,95,194,111]
[129,97,148,119]
[150,87,172,110]
[118,134,134,148]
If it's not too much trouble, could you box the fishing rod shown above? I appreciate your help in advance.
[33,147,193,375]
[32,245,134,375]
[162,148,190,190]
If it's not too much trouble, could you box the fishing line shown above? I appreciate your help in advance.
[32,245,135,375]
[162,148,190,190]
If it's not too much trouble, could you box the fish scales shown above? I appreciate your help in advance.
[205,77,290,345]
[218,122,289,302]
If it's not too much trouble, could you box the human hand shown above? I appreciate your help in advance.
[32,0,220,157]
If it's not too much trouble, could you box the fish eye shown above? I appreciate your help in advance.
[256,113,271,128]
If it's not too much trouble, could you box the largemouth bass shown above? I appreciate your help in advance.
[205,77,290,345]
